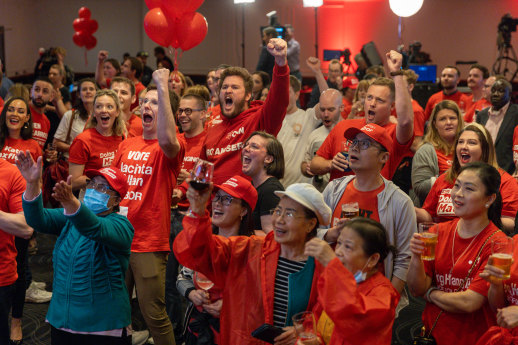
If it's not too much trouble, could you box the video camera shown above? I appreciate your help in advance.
[498,13,518,48]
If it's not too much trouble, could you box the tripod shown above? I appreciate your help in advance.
[493,32,518,82]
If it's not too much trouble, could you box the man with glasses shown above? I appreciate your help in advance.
[111,69,184,345]
[319,122,415,313]
[310,50,414,182]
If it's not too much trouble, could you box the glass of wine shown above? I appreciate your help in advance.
[184,159,214,217]
[194,271,214,299]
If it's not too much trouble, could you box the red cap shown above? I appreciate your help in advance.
[85,167,129,199]
[344,123,393,151]
[342,76,359,89]
[214,176,258,210]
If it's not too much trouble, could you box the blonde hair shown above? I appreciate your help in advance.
[421,100,464,155]
[86,89,127,137]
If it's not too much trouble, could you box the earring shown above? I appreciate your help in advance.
[485,203,490,208]
[22,122,29,129]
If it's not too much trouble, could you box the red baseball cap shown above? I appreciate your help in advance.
[344,123,393,151]
[85,167,129,199]
[214,176,258,210]
[342,76,359,89]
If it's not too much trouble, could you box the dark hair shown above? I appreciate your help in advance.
[458,162,503,229]
[345,217,396,263]
[181,92,208,110]
[244,131,285,179]
[76,78,99,121]
[444,65,461,78]
[111,76,135,96]
[470,64,489,79]
[212,199,254,237]
[154,46,165,55]
[365,65,385,77]
[145,84,180,115]
[262,26,277,37]
[33,76,53,87]
[105,58,121,75]
[302,207,319,240]
[252,71,271,100]
[0,97,33,149]
[127,57,143,79]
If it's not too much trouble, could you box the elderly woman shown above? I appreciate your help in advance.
[416,123,518,232]
[303,218,400,345]
[177,176,257,344]
[408,162,508,345]
[242,131,285,233]
[69,89,126,191]
[16,151,133,345]
[412,100,463,206]
[174,182,331,345]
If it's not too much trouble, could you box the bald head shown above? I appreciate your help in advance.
[320,88,342,106]
[319,89,343,128]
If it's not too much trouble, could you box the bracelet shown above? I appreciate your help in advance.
[425,286,439,302]
[390,70,404,77]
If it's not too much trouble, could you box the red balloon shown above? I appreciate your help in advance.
[144,0,162,10]
[78,6,91,19]
[73,18,88,32]
[84,35,97,50]
[178,12,208,51]
[73,31,87,47]
[162,0,204,17]
[85,19,98,34]
[144,8,177,47]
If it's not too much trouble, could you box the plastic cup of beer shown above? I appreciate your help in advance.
[341,202,359,219]
[491,237,513,280]
[292,311,317,342]
[418,222,438,261]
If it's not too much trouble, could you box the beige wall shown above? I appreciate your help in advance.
[1,0,518,79]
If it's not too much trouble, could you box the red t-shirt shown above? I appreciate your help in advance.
[69,128,123,170]
[112,136,184,252]
[0,137,42,164]
[0,96,4,109]
[316,118,412,181]
[330,179,384,226]
[423,169,518,223]
[177,131,207,208]
[391,99,425,137]
[132,82,146,111]
[503,235,518,306]
[512,126,518,168]
[29,106,50,149]
[422,219,504,345]
[0,159,25,286]
[424,91,470,123]
[127,114,143,138]
[464,99,491,123]
[436,149,453,174]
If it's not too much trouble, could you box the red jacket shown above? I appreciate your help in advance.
[313,259,399,345]
[173,211,322,345]
[200,64,290,185]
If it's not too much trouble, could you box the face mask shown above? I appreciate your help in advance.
[353,259,371,284]
[83,188,110,214]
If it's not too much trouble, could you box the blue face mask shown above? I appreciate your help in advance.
[83,188,110,214]
[353,259,371,284]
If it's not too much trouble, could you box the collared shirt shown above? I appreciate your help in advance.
[486,102,511,143]
[287,38,300,72]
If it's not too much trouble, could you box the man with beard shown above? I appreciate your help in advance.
[29,77,54,149]
[424,66,469,122]
[477,79,518,174]
[200,38,289,185]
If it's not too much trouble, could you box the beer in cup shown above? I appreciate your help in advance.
[341,202,359,219]
[418,222,438,261]
[491,237,513,280]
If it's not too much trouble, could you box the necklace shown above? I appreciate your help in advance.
[449,224,483,275]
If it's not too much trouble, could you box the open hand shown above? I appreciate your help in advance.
[15,151,42,184]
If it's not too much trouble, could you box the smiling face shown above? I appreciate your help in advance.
[93,95,119,136]
[364,85,393,126]
[451,169,494,219]
[272,197,316,249]
[211,190,246,230]
[111,82,135,114]
[434,108,459,143]
[79,81,96,105]
[242,134,272,178]
[219,75,250,118]
[178,98,205,135]
[140,89,159,136]
[456,130,483,166]
[104,61,118,79]
[335,226,371,274]
[5,99,29,137]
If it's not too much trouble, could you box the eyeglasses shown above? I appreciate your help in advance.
[86,180,112,193]
[269,208,305,221]
[212,193,234,206]
[139,98,158,107]
[178,108,203,116]
[347,139,378,151]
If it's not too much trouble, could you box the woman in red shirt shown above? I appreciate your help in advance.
[412,100,464,206]
[416,123,518,233]
[407,162,508,345]
[303,217,400,345]
[69,89,126,190]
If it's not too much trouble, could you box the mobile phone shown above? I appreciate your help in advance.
[251,323,285,344]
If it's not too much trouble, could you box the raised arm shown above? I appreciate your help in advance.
[386,51,413,145]
[153,68,181,159]
[95,50,109,88]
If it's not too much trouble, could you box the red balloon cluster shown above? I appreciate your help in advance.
[144,0,208,51]
[72,7,98,50]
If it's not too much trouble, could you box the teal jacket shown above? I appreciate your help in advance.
[23,194,134,332]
